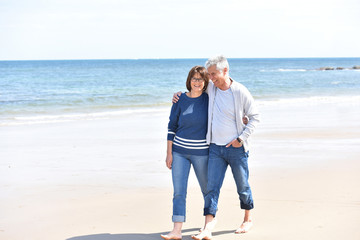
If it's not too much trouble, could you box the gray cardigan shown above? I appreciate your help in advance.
[206,78,260,152]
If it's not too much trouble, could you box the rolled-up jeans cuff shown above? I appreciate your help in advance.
[203,208,216,217]
[172,215,185,222]
[241,202,254,210]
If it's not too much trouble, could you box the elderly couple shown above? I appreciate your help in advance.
[161,55,260,240]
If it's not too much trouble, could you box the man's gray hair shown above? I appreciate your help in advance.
[205,55,229,72]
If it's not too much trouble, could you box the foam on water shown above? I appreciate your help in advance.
[0,107,170,126]
[257,95,360,107]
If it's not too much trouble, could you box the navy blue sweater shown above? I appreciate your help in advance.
[167,92,209,156]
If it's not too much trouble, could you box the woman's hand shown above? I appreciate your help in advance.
[166,153,173,169]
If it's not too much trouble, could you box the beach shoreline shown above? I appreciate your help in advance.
[1,100,360,240]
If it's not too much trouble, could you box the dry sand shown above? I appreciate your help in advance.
[1,100,360,240]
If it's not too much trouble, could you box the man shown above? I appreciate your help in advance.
[174,56,260,239]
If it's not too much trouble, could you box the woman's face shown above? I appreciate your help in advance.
[190,72,205,92]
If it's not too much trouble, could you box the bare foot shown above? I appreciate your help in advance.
[192,229,212,240]
[160,231,182,240]
[199,217,217,232]
[235,220,253,234]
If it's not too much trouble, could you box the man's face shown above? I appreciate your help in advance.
[207,65,226,88]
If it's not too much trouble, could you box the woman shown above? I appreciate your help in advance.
[161,66,210,240]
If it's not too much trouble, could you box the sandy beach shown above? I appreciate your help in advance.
[1,99,360,240]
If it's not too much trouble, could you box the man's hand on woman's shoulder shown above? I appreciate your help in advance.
[172,91,182,103]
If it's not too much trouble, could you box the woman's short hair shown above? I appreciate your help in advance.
[186,66,209,92]
[205,55,229,73]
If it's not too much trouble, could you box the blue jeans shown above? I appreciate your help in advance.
[204,144,253,217]
[171,151,208,222]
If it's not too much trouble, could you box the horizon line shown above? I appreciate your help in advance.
[1,56,360,61]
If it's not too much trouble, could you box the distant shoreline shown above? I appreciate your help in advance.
[1,57,360,62]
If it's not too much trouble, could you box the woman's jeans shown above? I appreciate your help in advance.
[172,151,208,222]
[204,144,253,217]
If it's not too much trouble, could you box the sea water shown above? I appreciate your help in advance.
[1,58,359,125]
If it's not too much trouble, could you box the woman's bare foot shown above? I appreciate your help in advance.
[235,220,253,234]
[160,231,182,240]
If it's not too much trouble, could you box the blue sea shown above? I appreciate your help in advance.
[1,58,360,125]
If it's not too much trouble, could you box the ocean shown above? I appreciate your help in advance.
[1,58,360,126]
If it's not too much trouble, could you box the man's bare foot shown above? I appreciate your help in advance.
[235,220,253,234]
[192,229,212,240]
[160,231,182,240]
[199,217,217,232]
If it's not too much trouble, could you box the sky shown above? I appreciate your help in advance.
[0,0,360,60]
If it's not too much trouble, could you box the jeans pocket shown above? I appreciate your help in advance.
[230,144,243,149]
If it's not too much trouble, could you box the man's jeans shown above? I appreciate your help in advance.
[172,151,208,222]
[204,144,253,217]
